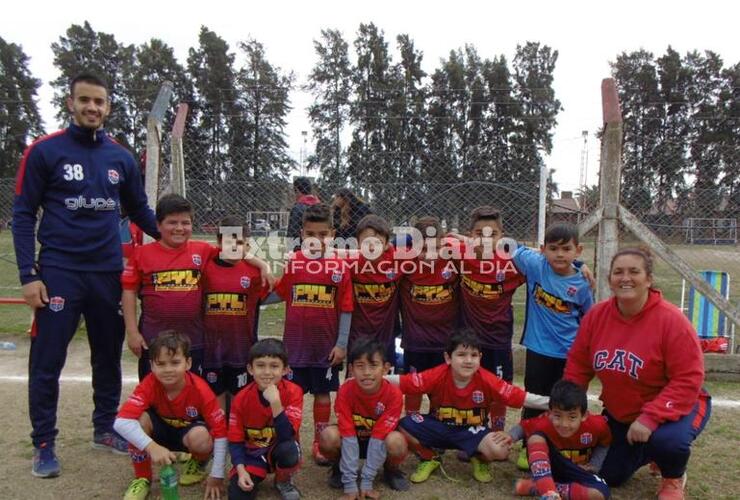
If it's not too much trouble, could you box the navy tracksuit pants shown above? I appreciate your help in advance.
[29,266,124,447]
[599,392,711,486]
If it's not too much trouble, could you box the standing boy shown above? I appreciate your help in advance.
[122,194,213,380]
[513,222,594,421]
[347,215,402,367]
[399,216,459,414]
[319,339,409,497]
[456,206,525,431]
[389,330,549,483]
[228,339,304,500]
[114,330,227,500]
[273,204,353,464]
[510,380,611,500]
[202,215,266,410]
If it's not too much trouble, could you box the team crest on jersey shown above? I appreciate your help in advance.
[567,286,577,297]
[331,271,343,283]
[49,296,65,312]
[441,269,452,280]
[410,413,424,423]
[472,390,485,404]
[192,254,202,266]
[185,406,198,418]
[240,276,251,288]
[206,372,218,383]
[375,402,386,416]
[386,271,396,280]
[496,270,505,282]
[580,432,592,445]
[108,169,120,184]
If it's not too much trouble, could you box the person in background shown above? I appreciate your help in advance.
[332,188,372,241]
[287,177,320,250]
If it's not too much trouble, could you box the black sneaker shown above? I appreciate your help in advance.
[92,431,129,455]
[328,462,343,489]
[383,467,410,491]
[275,479,301,500]
[32,443,61,478]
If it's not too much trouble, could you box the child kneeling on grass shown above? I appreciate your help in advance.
[114,330,227,500]
[320,338,410,499]
[386,330,549,484]
[228,339,304,500]
[509,379,611,499]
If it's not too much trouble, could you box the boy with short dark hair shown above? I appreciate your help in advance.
[202,215,267,409]
[513,222,593,421]
[399,215,459,414]
[347,214,402,368]
[273,203,354,465]
[456,206,526,431]
[121,194,214,380]
[320,338,409,498]
[114,330,227,500]
[509,379,611,499]
[228,339,304,500]
[388,330,549,484]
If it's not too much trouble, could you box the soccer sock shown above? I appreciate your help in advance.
[489,400,506,431]
[556,482,590,500]
[128,444,152,480]
[313,397,331,443]
[528,440,557,494]
[406,439,437,461]
[404,394,422,415]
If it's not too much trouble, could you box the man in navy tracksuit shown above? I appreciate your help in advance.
[12,73,159,478]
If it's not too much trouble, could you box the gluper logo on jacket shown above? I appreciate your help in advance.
[64,196,117,211]
[108,169,120,184]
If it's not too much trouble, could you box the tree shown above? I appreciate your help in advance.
[0,37,44,177]
[50,21,136,146]
[235,38,295,182]
[305,29,352,186]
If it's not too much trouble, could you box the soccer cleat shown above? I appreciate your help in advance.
[514,478,536,496]
[383,467,410,491]
[657,474,687,500]
[328,462,343,489]
[123,477,151,500]
[92,431,129,455]
[409,458,441,483]
[312,441,331,466]
[179,457,207,485]
[517,447,529,471]
[275,478,302,500]
[31,443,61,478]
[540,491,562,500]
[471,456,492,483]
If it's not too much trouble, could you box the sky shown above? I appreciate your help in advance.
[3,0,739,193]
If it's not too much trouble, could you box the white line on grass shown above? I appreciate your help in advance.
[0,374,739,408]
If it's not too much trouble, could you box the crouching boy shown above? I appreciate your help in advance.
[114,330,227,500]
[320,339,409,499]
[388,330,549,484]
[228,339,304,500]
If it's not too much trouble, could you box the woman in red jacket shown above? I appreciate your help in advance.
[564,247,711,500]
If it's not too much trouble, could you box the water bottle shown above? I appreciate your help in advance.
[0,342,16,351]
[159,464,180,500]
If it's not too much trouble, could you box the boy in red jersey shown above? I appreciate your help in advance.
[389,330,549,484]
[272,204,353,465]
[399,216,459,414]
[114,331,227,500]
[510,380,611,499]
[228,339,304,500]
[320,339,410,497]
[121,194,215,380]
[202,215,267,410]
[455,206,525,432]
[346,215,402,368]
